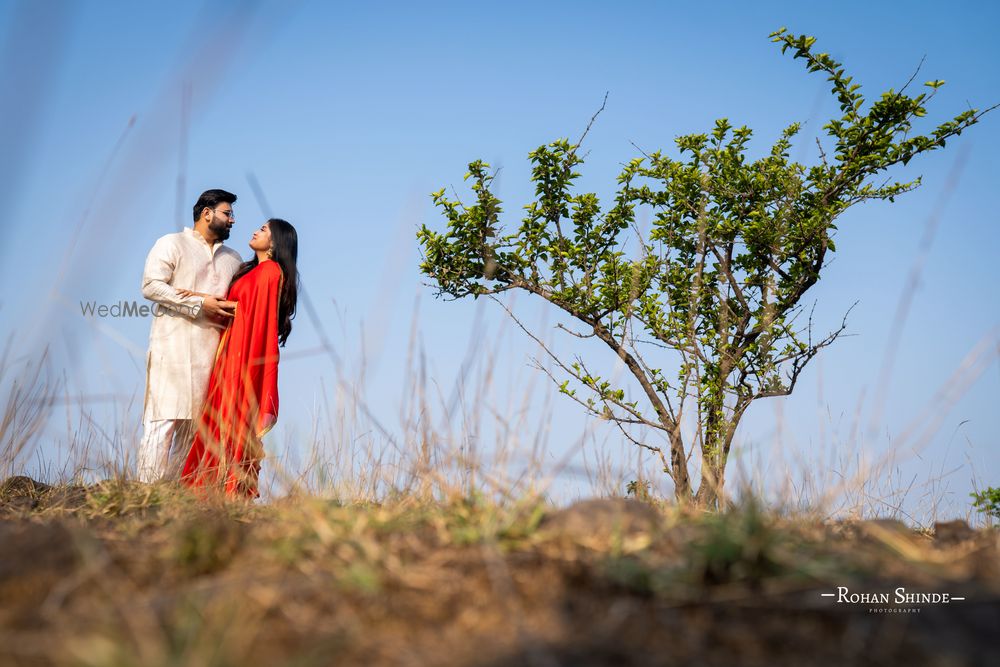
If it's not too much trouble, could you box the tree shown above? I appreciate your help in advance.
[417,29,994,508]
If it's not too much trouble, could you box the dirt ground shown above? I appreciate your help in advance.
[1,476,998,667]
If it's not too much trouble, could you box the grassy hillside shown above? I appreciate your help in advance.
[1,476,997,666]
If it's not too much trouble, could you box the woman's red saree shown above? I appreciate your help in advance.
[181,259,282,498]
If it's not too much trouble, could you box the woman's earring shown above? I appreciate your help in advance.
[266,247,274,259]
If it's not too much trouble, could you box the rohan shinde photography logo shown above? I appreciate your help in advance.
[821,586,966,614]
[79,300,198,318]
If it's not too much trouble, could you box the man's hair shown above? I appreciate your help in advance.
[192,189,237,222]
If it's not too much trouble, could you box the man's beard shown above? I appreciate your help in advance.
[209,216,232,241]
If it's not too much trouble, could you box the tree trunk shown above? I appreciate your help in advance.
[668,426,692,503]
[694,461,722,510]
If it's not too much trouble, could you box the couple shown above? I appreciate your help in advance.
[138,188,299,499]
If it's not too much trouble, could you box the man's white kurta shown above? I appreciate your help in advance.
[141,227,243,422]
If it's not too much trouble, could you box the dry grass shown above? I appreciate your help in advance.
[1,477,998,667]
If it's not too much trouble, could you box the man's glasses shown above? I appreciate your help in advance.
[213,208,235,220]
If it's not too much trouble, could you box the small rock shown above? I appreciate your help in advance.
[859,518,912,533]
[854,518,924,550]
[0,476,52,500]
[4,496,38,512]
[933,519,976,545]
[538,498,662,545]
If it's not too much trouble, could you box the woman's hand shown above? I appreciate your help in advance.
[201,296,237,320]
[178,289,235,321]
[177,288,214,298]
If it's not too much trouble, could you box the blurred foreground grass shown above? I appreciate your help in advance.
[1,476,998,667]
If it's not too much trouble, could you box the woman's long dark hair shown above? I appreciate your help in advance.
[229,218,299,347]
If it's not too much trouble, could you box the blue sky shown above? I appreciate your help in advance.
[1,0,997,519]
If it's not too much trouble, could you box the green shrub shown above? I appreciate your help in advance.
[971,487,1000,521]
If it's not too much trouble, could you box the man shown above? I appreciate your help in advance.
[137,189,244,482]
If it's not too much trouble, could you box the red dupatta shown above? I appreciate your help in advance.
[181,259,283,498]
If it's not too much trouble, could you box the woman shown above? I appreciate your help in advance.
[178,218,299,498]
